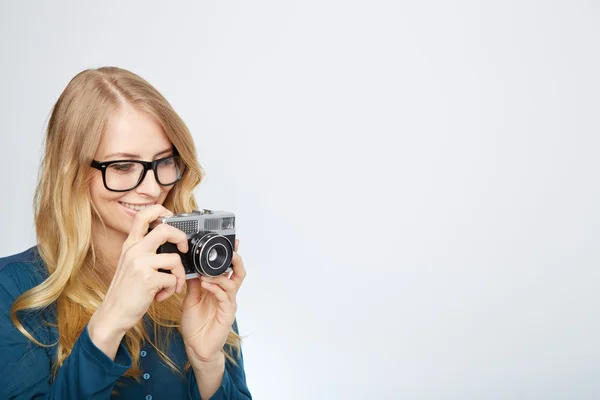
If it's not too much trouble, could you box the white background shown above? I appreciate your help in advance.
[1,1,600,399]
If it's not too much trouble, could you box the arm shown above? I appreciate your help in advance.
[0,267,132,399]
[188,320,252,400]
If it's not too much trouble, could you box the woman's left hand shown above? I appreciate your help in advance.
[181,239,246,366]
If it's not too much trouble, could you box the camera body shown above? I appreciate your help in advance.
[156,209,236,278]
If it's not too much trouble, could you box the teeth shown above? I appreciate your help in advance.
[121,202,154,211]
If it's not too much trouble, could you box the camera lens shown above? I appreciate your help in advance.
[208,248,218,262]
[190,232,233,276]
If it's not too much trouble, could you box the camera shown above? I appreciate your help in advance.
[156,209,236,278]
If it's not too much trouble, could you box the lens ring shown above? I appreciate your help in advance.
[205,243,228,270]
[191,233,233,276]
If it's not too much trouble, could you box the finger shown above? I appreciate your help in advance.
[155,287,174,302]
[234,239,239,252]
[148,253,187,294]
[153,272,178,302]
[183,278,202,310]
[127,204,174,243]
[230,252,246,288]
[201,275,237,302]
[200,281,231,305]
[129,253,186,294]
[142,223,189,254]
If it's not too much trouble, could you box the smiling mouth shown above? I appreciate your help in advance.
[119,202,156,211]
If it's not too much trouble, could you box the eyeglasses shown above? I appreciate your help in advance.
[91,155,186,192]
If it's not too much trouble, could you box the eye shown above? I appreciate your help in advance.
[160,157,175,166]
[109,162,136,172]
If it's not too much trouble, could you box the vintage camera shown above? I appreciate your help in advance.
[156,209,236,278]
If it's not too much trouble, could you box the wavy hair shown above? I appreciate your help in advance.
[10,67,241,379]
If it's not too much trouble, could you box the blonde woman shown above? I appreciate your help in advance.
[0,67,251,399]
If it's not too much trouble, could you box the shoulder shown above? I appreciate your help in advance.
[0,246,48,300]
[0,246,43,271]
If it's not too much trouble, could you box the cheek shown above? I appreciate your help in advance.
[160,185,174,202]
[89,174,120,210]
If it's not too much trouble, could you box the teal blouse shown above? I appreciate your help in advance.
[0,247,252,399]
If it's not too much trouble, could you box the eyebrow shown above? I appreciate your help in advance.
[103,148,173,160]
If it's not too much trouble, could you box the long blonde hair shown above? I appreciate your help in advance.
[10,67,241,379]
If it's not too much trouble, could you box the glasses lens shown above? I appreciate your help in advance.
[156,156,185,185]
[105,162,144,191]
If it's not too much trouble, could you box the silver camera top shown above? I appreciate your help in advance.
[158,209,235,236]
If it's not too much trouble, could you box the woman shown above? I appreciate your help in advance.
[0,67,251,399]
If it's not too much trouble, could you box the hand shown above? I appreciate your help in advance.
[90,205,189,343]
[181,239,246,366]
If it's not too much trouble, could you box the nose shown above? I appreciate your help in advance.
[134,169,161,198]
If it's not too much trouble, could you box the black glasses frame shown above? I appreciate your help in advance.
[90,155,186,192]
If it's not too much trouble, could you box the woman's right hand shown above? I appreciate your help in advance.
[88,205,188,359]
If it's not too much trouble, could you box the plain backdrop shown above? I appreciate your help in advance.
[1,1,600,399]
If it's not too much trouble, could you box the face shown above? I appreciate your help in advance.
[90,106,175,240]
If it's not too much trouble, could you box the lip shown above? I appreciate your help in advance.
[119,201,156,215]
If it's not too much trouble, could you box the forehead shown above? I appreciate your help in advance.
[95,107,172,160]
